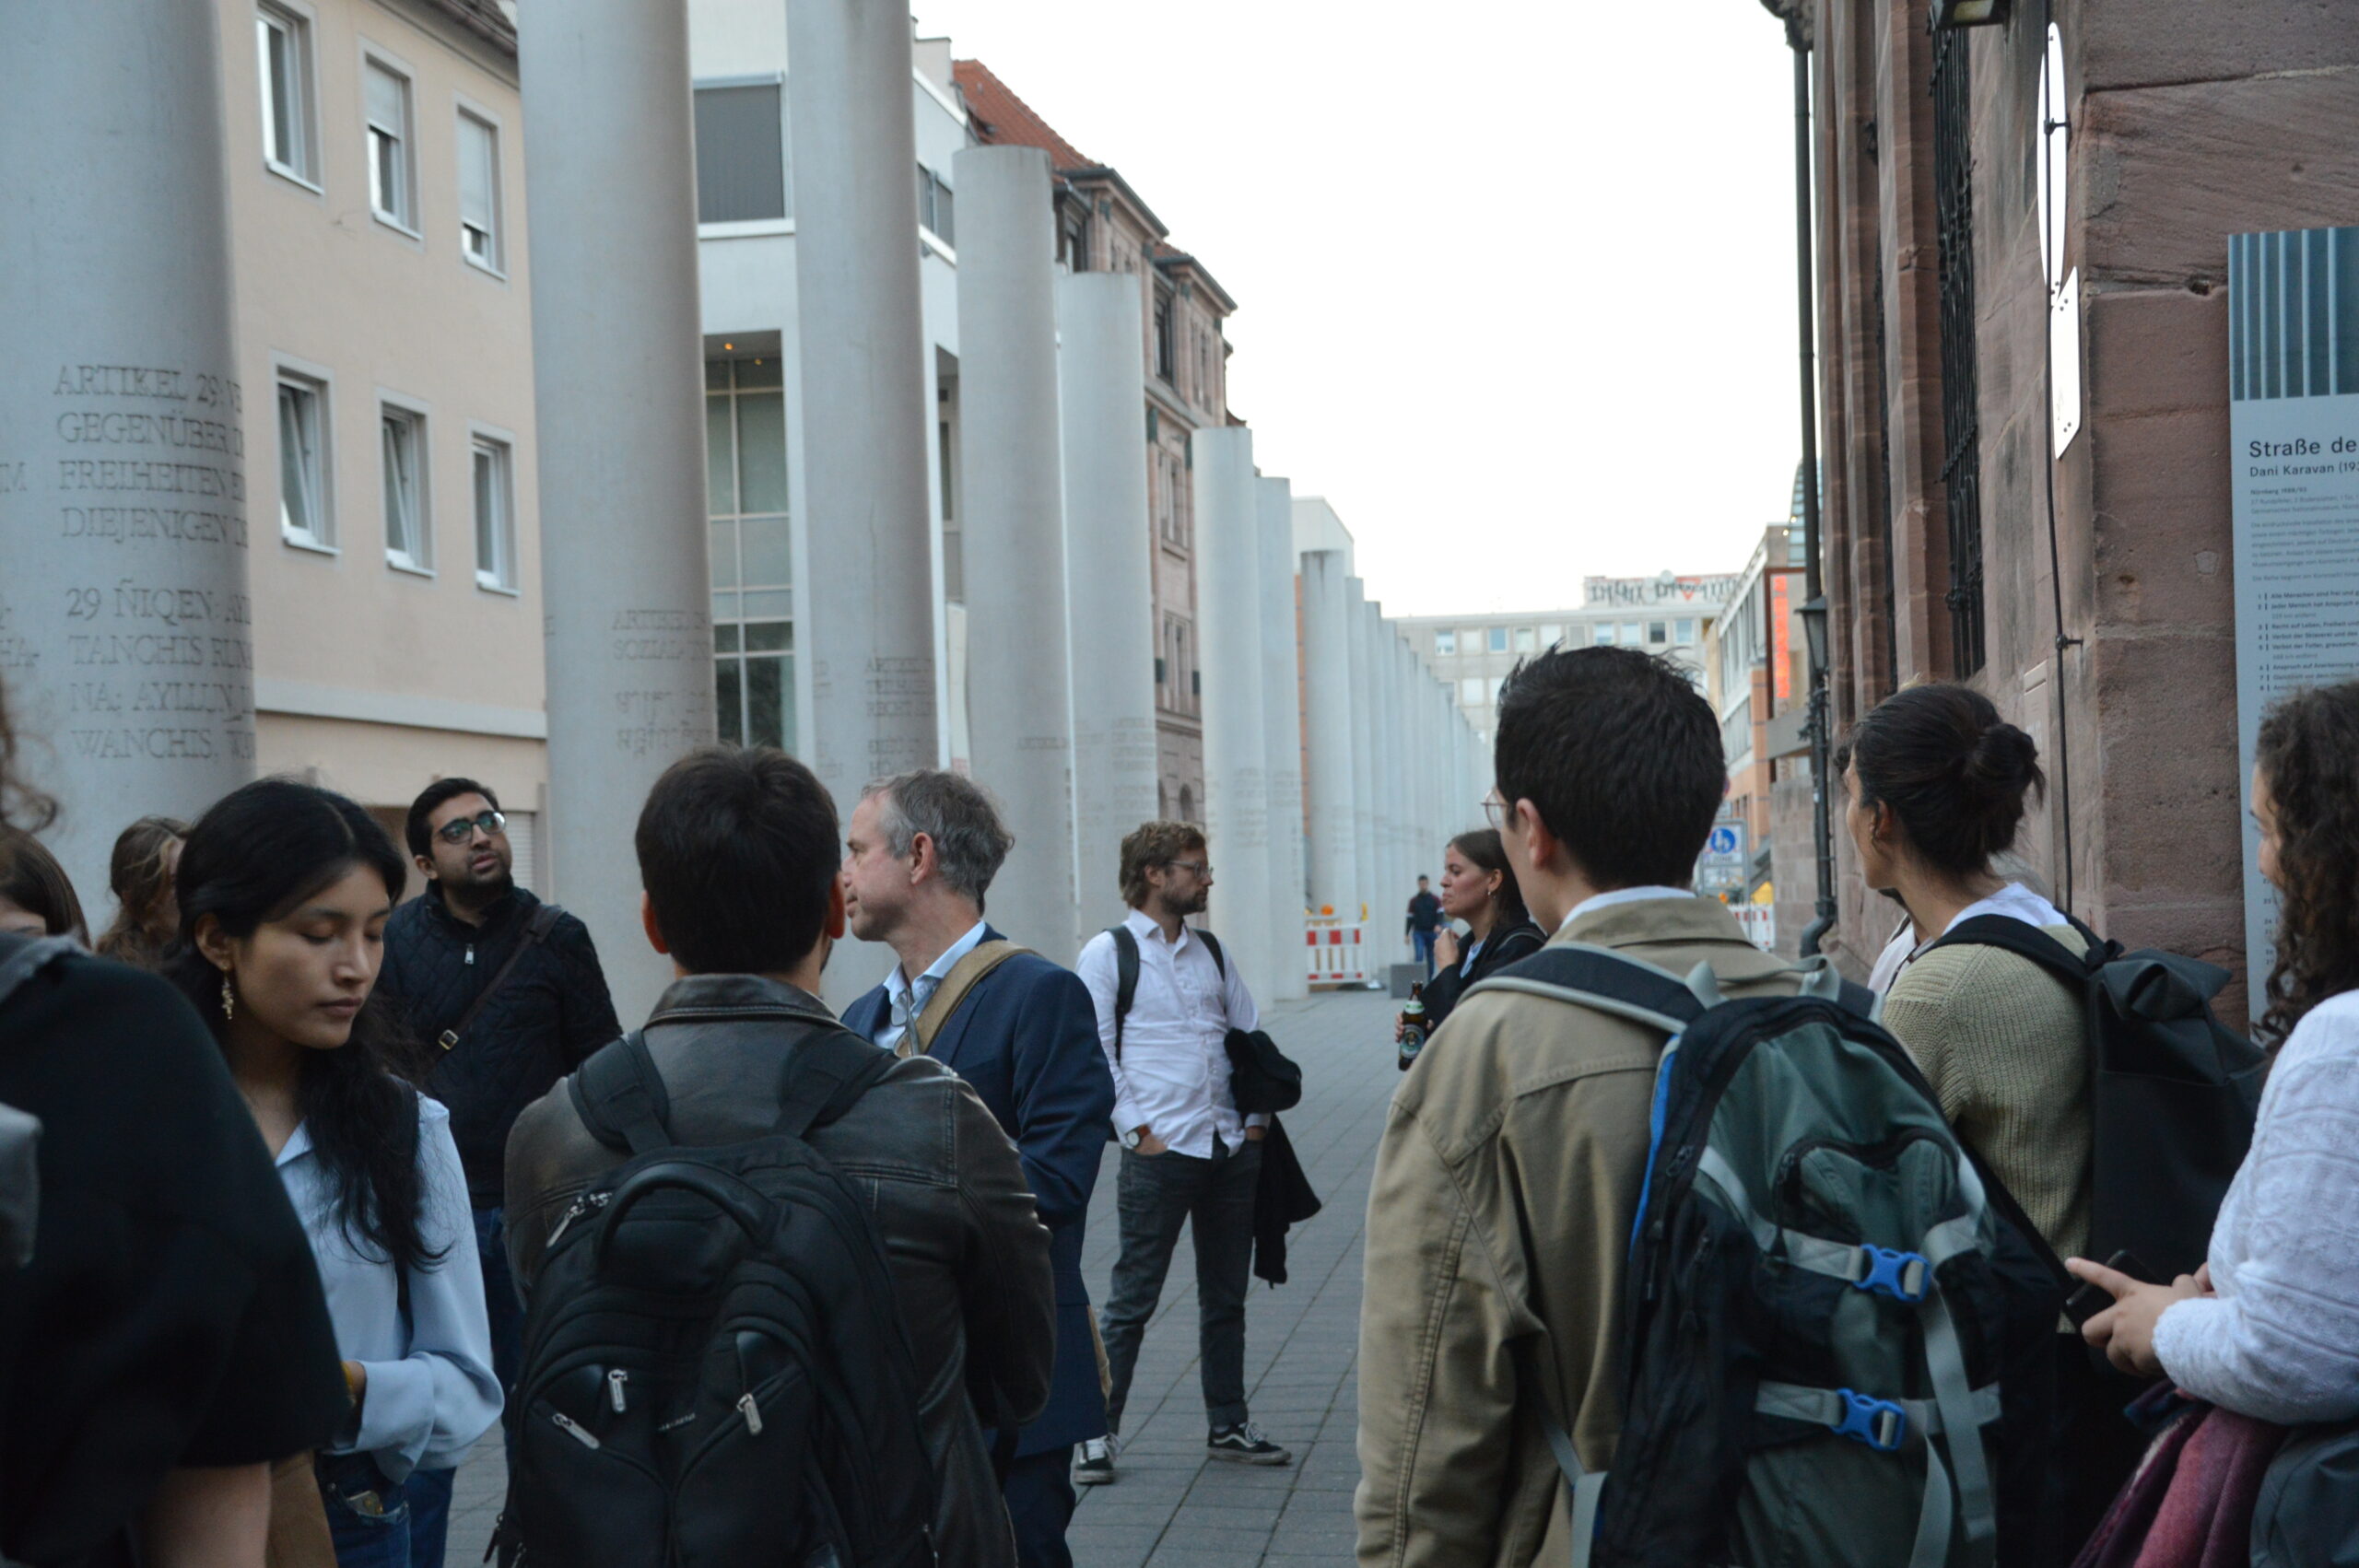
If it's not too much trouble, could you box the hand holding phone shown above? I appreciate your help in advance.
[2063,1249,2154,1330]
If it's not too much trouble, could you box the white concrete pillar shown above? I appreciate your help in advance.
[1257,476,1308,1000]
[954,146,1074,965]
[1375,620,1405,964]
[786,0,937,807]
[521,0,713,1020]
[1299,552,1358,961]
[0,3,255,898]
[1059,273,1159,935]
[1344,582,1379,942]
[1191,427,1273,1005]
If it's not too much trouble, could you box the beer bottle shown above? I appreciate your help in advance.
[1398,983,1427,1072]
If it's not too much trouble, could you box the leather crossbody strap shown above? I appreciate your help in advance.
[439,902,564,1052]
[905,941,1031,1058]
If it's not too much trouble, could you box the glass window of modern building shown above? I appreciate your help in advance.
[471,436,514,591]
[1460,676,1482,704]
[1487,626,1508,653]
[1649,621,1669,644]
[364,57,417,231]
[1434,628,1456,656]
[1514,626,1536,653]
[256,4,318,185]
[693,83,787,224]
[1540,624,1564,648]
[276,373,330,547]
[1622,621,1642,645]
[457,110,503,273]
[1677,617,1697,642]
[707,355,793,750]
[379,405,428,571]
[1594,624,1616,645]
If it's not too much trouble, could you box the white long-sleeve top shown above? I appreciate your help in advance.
[2154,989,2359,1424]
[276,1091,502,1478]
[1077,908,1266,1159]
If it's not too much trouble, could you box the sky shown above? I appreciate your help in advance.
[910,0,1807,616]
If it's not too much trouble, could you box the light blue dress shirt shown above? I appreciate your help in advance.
[871,918,990,1053]
[275,1092,502,1479]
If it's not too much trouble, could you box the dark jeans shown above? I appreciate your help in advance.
[1412,929,1437,978]
[1099,1138,1262,1434]
[1003,1446,1076,1568]
[316,1456,456,1568]
[473,1205,522,1398]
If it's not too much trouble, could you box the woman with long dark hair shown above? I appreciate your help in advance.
[0,825,88,943]
[1409,827,1545,1034]
[169,778,499,1568]
[95,813,186,968]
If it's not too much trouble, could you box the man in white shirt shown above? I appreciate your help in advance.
[1073,821,1290,1482]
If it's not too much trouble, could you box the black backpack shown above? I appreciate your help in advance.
[1472,945,2062,1568]
[1927,914,2268,1281]
[495,1025,938,1568]
[1106,924,1301,1115]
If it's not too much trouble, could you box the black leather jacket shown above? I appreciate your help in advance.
[502,974,1055,1568]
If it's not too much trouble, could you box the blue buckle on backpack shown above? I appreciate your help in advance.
[1852,1245,1930,1303]
[1830,1389,1907,1452]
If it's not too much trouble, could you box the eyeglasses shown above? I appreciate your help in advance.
[1166,860,1212,878]
[433,809,507,845]
[1481,796,1511,832]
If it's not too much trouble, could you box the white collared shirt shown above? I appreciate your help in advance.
[276,1094,500,1478]
[872,918,990,1054]
[1873,882,2070,993]
[1555,884,1696,932]
[1076,908,1265,1159]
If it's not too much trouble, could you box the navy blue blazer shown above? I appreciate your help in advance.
[842,929,1117,1455]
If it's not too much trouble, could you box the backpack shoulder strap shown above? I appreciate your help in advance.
[1926,915,2095,985]
[1470,942,1708,1036]
[1109,925,1140,1059]
[437,899,566,1053]
[773,1025,898,1140]
[907,942,1031,1057]
[0,932,77,1014]
[569,1029,672,1156]
[1194,928,1226,978]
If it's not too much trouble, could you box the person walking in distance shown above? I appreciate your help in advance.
[1075,822,1291,1483]
[376,778,620,1399]
[1404,875,1443,980]
[837,771,1116,1568]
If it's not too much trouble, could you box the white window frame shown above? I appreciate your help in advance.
[377,394,432,574]
[469,425,518,593]
[256,1,321,189]
[361,46,418,236]
[454,99,505,276]
[274,357,334,552]
[1433,628,1456,657]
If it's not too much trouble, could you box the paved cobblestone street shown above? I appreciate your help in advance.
[452,984,1401,1565]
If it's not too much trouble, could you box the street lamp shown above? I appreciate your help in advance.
[1798,593,1837,956]
[1798,594,1828,676]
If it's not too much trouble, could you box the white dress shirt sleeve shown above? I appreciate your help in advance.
[1076,932,1145,1135]
[1221,946,1270,1130]
[350,1100,504,1474]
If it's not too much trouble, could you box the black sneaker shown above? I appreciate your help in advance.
[1072,1436,1116,1485]
[1206,1422,1292,1465]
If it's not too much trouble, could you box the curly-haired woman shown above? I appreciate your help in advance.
[2073,679,2359,1422]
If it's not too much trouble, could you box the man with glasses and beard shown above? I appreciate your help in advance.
[378,778,620,1398]
[1073,821,1292,1485]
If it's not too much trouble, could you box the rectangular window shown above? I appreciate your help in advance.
[256,4,317,183]
[1623,622,1643,645]
[1649,621,1669,644]
[693,84,786,224]
[1540,624,1563,648]
[456,111,502,272]
[364,57,416,230]
[706,355,798,746]
[1461,628,1483,654]
[1460,676,1483,705]
[1486,626,1508,653]
[471,436,513,590]
[1154,291,1175,382]
[276,373,330,546]
[1595,624,1616,645]
[917,165,955,244]
[380,404,428,569]
[1487,676,1506,704]
[1434,628,1456,656]
[1676,617,1698,643]
[1514,626,1536,653]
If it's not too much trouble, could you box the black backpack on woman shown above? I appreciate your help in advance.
[494,1027,936,1568]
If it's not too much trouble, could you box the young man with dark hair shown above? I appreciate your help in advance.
[378,775,619,1397]
[503,746,1056,1568]
[1354,648,1806,1567]
[838,770,1116,1568]
[1074,820,1290,1484]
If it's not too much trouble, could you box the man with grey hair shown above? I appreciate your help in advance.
[840,770,1117,1568]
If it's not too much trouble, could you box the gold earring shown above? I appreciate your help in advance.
[219,972,235,1022]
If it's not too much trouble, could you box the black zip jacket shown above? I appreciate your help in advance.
[377,884,620,1206]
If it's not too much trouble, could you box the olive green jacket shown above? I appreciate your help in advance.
[1353,895,1803,1568]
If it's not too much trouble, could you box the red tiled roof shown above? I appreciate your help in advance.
[952,59,1093,170]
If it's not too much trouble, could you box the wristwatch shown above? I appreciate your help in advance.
[1121,1127,1146,1151]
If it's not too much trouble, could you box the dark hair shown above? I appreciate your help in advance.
[1449,828,1530,929]
[1493,647,1723,888]
[164,778,440,1276]
[405,776,499,860]
[1119,821,1206,908]
[0,679,54,833]
[863,770,1014,911]
[0,826,89,943]
[638,746,838,975]
[2254,682,2359,1046]
[1837,683,2045,880]
[96,814,187,964]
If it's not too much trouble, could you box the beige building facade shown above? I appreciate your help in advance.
[223,0,546,875]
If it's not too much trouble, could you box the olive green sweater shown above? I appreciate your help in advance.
[1882,924,2093,1261]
